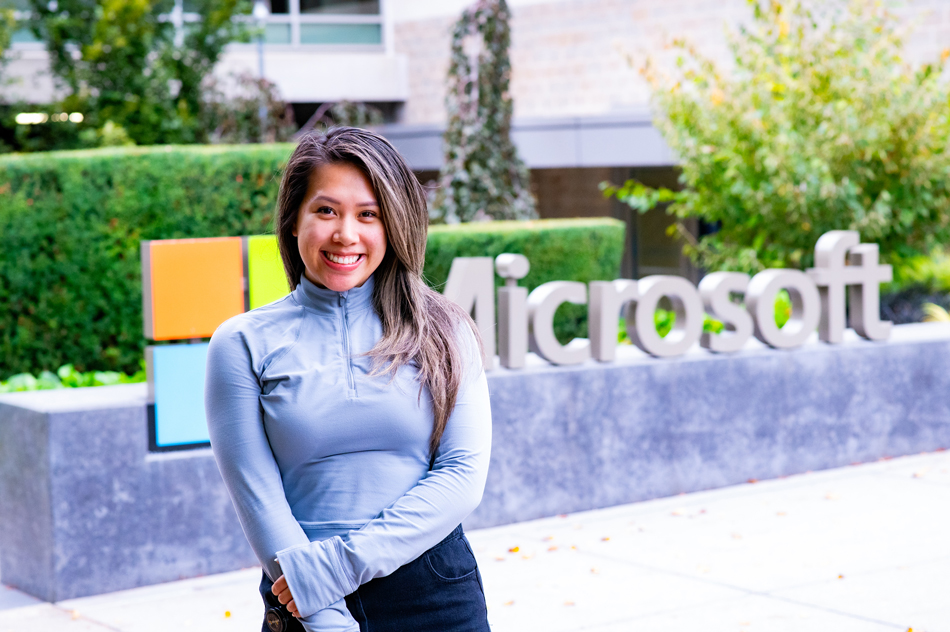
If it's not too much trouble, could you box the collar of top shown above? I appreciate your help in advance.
[294,274,376,316]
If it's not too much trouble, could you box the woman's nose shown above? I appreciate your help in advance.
[333,216,359,245]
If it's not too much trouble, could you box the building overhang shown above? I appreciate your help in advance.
[214,48,410,104]
[377,109,677,171]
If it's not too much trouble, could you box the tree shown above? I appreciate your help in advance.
[0,6,14,83]
[27,0,250,145]
[604,0,950,274]
[429,0,536,223]
[203,72,295,144]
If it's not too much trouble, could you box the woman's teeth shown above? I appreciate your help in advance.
[326,252,360,265]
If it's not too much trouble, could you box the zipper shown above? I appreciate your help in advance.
[339,292,357,397]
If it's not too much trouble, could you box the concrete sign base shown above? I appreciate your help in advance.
[2,323,949,601]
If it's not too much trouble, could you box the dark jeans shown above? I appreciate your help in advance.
[260,525,490,632]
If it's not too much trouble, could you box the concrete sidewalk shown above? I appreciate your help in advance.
[2,450,948,632]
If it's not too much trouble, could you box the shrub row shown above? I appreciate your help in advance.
[0,145,625,379]
[425,218,625,343]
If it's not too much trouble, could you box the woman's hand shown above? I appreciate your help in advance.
[271,575,300,618]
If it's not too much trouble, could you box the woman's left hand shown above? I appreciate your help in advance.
[271,575,300,618]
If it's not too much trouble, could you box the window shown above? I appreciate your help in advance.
[3,0,40,45]
[255,0,384,47]
[299,1,379,15]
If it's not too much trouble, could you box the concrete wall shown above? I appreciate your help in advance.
[2,323,949,601]
[0,385,256,602]
[470,323,950,527]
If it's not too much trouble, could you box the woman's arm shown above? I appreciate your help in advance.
[275,331,493,620]
[206,319,359,632]
[205,319,311,582]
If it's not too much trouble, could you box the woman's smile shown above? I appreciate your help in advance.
[323,251,364,267]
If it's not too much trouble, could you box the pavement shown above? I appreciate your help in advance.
[1,449,948,632]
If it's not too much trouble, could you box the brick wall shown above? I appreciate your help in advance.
[393,0,950,125]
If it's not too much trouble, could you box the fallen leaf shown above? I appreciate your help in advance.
[777,511,787,516]
[590,568,599,574]
[224,611,231,619]
[825,492,840,501]
[601,537,610,541]
[494,556,505,561]
[71,611,81,620]
[731,532,743,540]
[838,574,844,579]
[564,601,575,606]
[504,600,514,606]
[521,553,534,560]
[671,508,686,516]
[543,535,555,541]
[508,546,520,553]
[747,478,758,484]
[548,546,558,552]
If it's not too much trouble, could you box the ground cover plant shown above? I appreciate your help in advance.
[605,0,950,275]
[0,362,145,393]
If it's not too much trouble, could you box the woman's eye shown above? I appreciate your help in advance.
[360,210,379,219]
[315,206,334,215]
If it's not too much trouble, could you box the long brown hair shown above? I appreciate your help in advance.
[275,127,482,453]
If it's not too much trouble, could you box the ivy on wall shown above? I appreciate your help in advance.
[429,0,537,223]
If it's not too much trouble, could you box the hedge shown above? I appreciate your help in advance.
[0,145,625,380]
[425,218,625,343]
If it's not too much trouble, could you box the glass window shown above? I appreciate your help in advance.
[11,27,39,43]
[0,0,31,10]
[233,0,289,14]
[299,0,379,15]
[299,23,381,44]
[264,23,291,44]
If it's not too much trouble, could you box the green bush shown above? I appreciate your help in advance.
[424,218,626,343]
[891,249,950,294]
[0,146,626,379]
[0,144,290,380]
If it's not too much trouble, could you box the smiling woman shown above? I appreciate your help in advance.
[205,127,492,632]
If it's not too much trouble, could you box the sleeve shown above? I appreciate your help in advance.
[205,320,360,632]
[275,325,493,620]
[204,319,311,582]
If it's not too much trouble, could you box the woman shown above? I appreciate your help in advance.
[205,127,492,632]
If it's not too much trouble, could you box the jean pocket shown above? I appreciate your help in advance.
[424,535,478,583]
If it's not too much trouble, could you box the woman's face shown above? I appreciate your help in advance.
[294,162,387,293]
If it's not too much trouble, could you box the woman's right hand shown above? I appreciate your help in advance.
[272,575,300,618]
